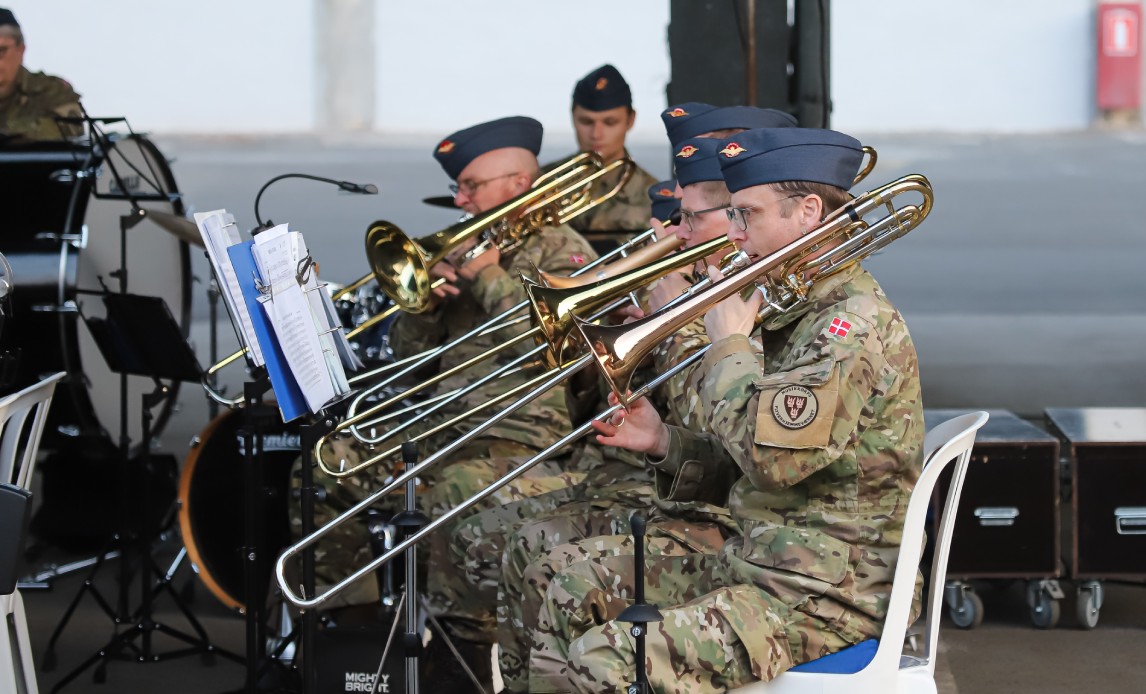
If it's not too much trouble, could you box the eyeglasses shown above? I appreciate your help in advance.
[449,172,519,196]
[725,194,804,231]
[680,204,731,233]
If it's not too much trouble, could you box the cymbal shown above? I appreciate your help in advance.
[144,208,204,247]
[422,195,458,209]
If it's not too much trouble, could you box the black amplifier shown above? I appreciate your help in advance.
[926,409,1061,579]
[1045,408,1146,580]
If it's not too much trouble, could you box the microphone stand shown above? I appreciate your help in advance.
[391,442,429,694]
[253,173,379,229]
[617,513,663,694]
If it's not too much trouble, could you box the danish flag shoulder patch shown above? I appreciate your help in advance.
[570,254,587,265]
[827,317,852,338]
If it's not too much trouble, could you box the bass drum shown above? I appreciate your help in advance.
[0,133,191,448]
[178,410,300,612]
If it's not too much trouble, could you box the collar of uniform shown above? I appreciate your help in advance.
[760,261,864,332]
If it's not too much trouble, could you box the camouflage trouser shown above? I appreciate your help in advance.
[444,469,653,654]
[499,519,728,692]
[529,551,852,693]
[423,441,587,642]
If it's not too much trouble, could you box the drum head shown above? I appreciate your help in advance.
[73,134,191,443]
[178,411,299,612]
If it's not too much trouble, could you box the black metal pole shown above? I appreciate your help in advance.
[391,441,429,694]
[617,513,663,694]
[298,418,334,694]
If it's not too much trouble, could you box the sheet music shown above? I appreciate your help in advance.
[291,230,364,374]
[195,210,264,366]
[252,225,349,412]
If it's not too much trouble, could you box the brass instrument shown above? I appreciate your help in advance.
[367,151,632,313]
[275,173,932,609]
[201,151,634,408]
[341,227,680,404]
[855,146,877,187]
[581,173,931,403]
[314,233,734,478]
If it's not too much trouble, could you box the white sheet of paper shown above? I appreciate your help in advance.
[251,226,352,411]
[261,281,337,412]
[195,210,264,366]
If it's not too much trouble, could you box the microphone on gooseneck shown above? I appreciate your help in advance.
[253,172,380,229]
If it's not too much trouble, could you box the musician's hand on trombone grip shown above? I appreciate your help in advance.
[591,391,670,459]
[456,245,500,281]
[702,264,763,343]
[429,262,462,299]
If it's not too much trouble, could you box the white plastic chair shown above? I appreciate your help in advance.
[0,372,66,694]
[733,411,989,694]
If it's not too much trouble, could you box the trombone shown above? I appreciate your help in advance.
[275,173,932,609]
[201,151,634,408]
[314,159,889,475]
[315,233,736,478]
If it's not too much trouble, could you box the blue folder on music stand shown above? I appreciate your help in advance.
[227,241,307,423]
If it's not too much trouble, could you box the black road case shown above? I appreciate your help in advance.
[926,409,1062,629]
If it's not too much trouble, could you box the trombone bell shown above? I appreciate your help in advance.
[365,221,434,313]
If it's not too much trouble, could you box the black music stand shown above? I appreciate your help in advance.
[43,293,241,692]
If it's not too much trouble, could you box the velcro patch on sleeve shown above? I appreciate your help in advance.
[753,366,839,449]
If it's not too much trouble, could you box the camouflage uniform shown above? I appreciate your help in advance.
[289,222,597,640]
[529,263,925,692]
[489,314,747,691]
[0,66,82,140]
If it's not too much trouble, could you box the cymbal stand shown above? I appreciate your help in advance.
[617,513,663,694]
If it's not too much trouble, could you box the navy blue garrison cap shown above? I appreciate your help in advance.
[0,8,18,27]
[672,137,726,187]
[433,116,543,180]
[661,103,797,147]
[572,64,632,112]
[647,180,680,222]
[716,128,864,193]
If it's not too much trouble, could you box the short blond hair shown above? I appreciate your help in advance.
[769,181,850,218]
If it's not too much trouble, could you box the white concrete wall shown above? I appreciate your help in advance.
[10,0,314,132]
[373,0,671,140]
[8,0,1139,135]
[831,0,1099,132]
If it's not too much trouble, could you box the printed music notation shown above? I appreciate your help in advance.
[197,211,360,422]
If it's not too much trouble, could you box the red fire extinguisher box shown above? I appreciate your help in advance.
[1097,1,1142,110]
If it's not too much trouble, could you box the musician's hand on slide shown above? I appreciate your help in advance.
[702,264,762,342]
[610,304,644,324]
[591,391,670,458]
[648,271,690,313]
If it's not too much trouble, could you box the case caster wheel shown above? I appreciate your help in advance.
[1028,590,1060,629]
[1076,580,1103,630]
[1026,579,1064,629]
[945,581,983,629]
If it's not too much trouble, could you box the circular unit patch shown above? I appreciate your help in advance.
[771,385,818,430]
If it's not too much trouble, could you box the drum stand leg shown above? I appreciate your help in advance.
[45,384,243,693]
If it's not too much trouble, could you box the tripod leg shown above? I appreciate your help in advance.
[40,549,118,671]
